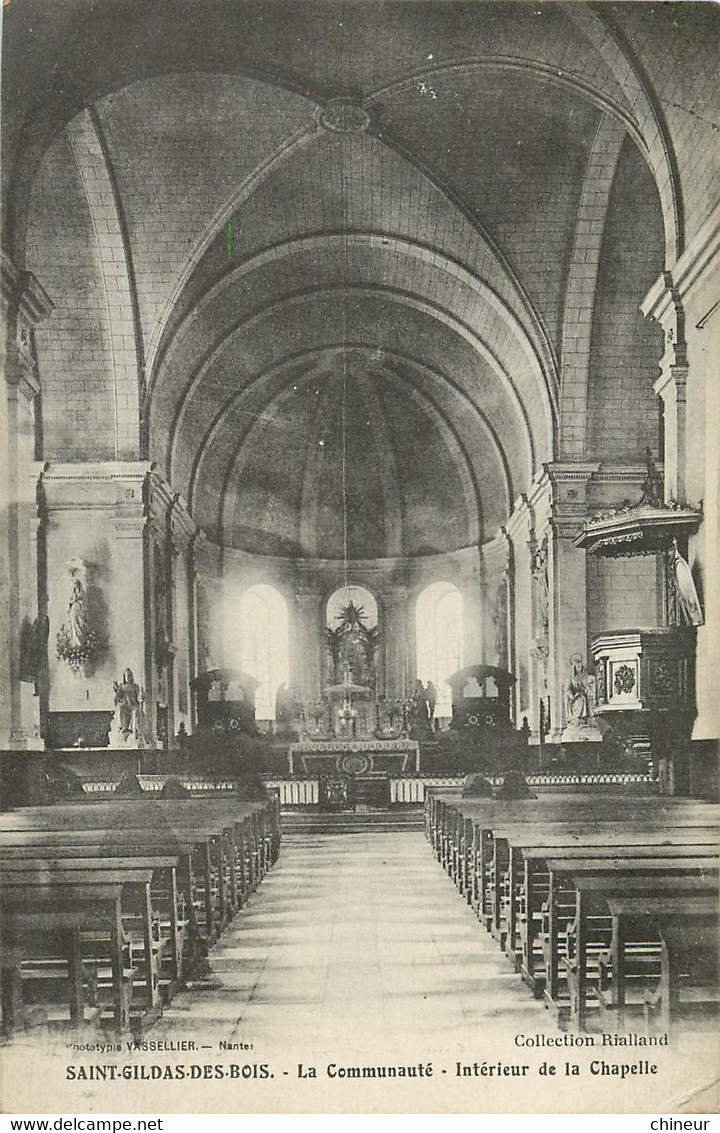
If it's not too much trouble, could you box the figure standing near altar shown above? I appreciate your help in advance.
[426,680,437,725]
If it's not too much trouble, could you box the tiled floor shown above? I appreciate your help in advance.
[153,830,549,1047]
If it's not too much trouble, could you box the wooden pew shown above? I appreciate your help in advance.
[0,797,279,1036]
[487,823,718,947]
[428,794,719,908]
[604,895,719,1032]
[0,801,262,931]
[1,829,229,945]
[2,859,187,991]
[426,791,719,1035]
[0,798,276,922]
[497,821,719,959]
[559,876,718,1029]
[1,867,163,1021]
[538,850,719,1023]
[519,851,719,996]
[1,884,133,1035]
[426,792,719,870]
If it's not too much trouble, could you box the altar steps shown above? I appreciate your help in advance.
[280,807,424,835]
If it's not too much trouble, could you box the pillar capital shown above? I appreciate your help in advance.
[1,252,55,323]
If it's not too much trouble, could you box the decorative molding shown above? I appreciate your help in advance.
[592,463,661,484]
[545,461,602,485]
[574,504,702,556]
[1,251,54,323]
[317,99,371,135]
[37,462,151,521]
[37,461,151,483]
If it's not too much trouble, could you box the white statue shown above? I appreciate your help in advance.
[669,540,703,626]
[110,668,147,748]
[67,577,89,649]
[561,653,602,743]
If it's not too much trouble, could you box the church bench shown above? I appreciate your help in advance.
[497,819,719,957]
[2,858,188,991]
[451,811,718,936]
[426,797,719,1037]
[484,804,718,888]
[555,875,718,1029]
[0,798,279,965]
[11,795,280,871]
[0,828,228,945]
[573,892,719,1033]
[0,802,278,1035]
[518,852,719,996]
[640,907,719,1033]
[1,804,257,917]
[426,797,719,959]
[487,823,718,950]
[539,865,719,1027]
[428,795,719,897]
[0,884,133,1036]
[1,868,165,1024]
[584,879,718,1030]
[425,793,719,867]
[1,798,278,907]
[0,851,196,978]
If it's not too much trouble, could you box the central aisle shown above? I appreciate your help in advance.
[6,831,712,1113]
[154,830,548,1047]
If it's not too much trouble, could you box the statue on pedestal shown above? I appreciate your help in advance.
[561,652,602,743]
[55,560,104,675]
[110,668,147,748]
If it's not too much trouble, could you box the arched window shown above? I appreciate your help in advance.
[416,582,463,717]
[239,584,289,720]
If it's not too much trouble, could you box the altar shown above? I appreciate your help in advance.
[287,737,420,775]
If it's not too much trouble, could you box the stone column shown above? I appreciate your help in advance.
[642,279,689,503]
[504,499,533,728]
[544,463,599,742]
[458,545,483,666]
[146,472,176,747]
[655,361,688,503]
[169,495,197,738]
[296,587,324,706]
[185,530,204,732]
[383,584,409,701]
[643,208,720,744]
[501,529,516,722]
[1,255,54,748]
[481,533,509,668]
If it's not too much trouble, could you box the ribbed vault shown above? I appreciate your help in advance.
[12,0,678,562]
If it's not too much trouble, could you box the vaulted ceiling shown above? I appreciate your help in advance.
[7,0,700,559]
